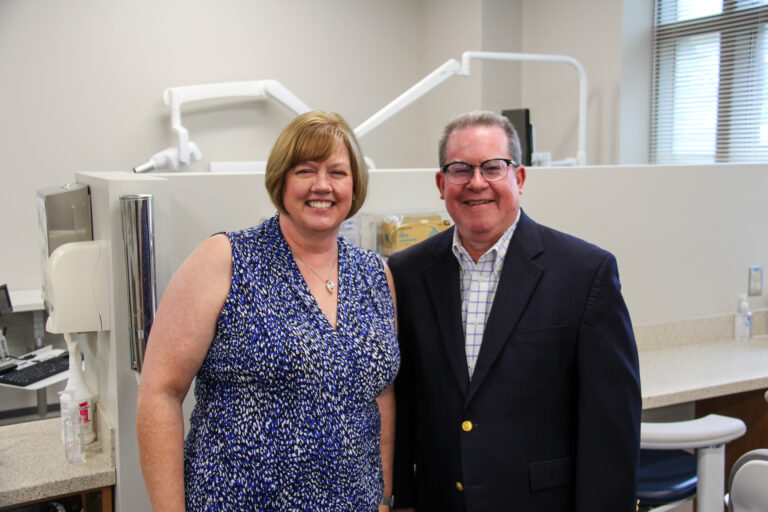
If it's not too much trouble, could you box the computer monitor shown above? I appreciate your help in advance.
[501,108,533,166]
[0,285,11,316]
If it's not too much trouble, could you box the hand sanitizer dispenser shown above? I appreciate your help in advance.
[734,293,752,342]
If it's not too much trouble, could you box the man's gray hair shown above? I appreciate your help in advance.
[438,110,522,166]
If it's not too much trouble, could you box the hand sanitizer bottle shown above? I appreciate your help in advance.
[734,294,752,342]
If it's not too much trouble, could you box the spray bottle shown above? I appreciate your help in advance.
[60,388,84,463]
[60,334,96,445]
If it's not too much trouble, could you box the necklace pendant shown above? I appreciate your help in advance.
[326,280,335,293]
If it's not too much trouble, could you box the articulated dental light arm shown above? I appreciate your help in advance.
[354,59,462,139]
[133,142,203,173]
[354,51,588,166]
[459,51,588,166]
[134,80,312,173]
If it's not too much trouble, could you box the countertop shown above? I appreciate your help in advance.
[637,311,768,409]
[640,335,768,409]
[0,414,115,507]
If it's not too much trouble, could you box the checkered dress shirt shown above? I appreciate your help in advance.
[451,213,519,378]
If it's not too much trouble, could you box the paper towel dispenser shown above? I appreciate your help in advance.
[45,240,111,333]
[37,184,94,314]
[37,183,110,333]
[37,183,93,257]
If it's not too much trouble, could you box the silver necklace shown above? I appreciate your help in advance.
[292,249,338,293]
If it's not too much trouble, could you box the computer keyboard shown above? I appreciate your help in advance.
[0,354,69,387]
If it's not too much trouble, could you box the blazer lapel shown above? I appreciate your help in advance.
[466,212,544,404]
[423,231,470,395]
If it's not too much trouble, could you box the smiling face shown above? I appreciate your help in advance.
[437,124,526,260]
[280,142,354,238]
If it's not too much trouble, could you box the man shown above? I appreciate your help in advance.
[389,111,640,511]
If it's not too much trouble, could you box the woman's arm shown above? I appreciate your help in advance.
[378,262,397,511]
[377,384,396,511]
[136,234,232,511]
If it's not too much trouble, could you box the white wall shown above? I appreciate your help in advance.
[1,0,643,295]
[523,163,768,322]
[0,0,439,291]
[619,0,654,164]
[480,0,524,113]
[520,0,626,165]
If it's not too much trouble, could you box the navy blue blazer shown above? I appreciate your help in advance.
[389,211,641,511]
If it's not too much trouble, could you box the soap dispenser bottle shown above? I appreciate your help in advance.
[61,340,96,444]
[734,294,753,342]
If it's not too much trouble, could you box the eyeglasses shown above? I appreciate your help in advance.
[440,158,517,185]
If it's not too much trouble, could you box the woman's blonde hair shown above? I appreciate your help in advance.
[265,110,368,218]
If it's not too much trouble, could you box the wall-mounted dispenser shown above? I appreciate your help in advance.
[37,183,94,314]
[37,183,93,254]
[37,183,110,333]
[120,194,157,372]
[44,240,110,333]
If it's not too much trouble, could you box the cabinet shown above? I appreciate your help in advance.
[696,388,768,486]
[0,486,112,512]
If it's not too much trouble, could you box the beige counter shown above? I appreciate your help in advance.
[0,414,115,507]
[637,311,768,409]
[640,336,768,409]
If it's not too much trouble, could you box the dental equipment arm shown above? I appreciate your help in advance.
[354,59,462,139]
[461,52,588,166]
[354,51,588,166]
[134,143,203,173]
[134,80,312,173]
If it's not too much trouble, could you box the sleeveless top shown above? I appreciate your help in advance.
[184,215,400,511]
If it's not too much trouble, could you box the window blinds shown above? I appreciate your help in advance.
[651,0,768,163]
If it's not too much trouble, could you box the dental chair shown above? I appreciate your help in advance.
[723,390,768,512]
[638,414,746,512]
[724,449,768,512]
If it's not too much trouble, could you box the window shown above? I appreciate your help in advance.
[651,0,768,163]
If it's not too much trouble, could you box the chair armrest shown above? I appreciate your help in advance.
[641,414,746,449]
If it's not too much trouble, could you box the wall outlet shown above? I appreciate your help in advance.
[749,265,763,296]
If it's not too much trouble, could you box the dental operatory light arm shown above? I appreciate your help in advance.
[134,80,312,173]
[354,51,589,166]
[354,58,462,139]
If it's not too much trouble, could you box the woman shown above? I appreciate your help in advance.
[136,111,399,511]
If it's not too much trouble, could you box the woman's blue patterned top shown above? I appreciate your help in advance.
[183,214,400,511]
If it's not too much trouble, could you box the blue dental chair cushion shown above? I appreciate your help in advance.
[638,449,697,506]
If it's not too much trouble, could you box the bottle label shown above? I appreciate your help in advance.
[76,400,95,443]
[78,400,90,423]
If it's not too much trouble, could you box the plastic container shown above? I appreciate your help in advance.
[734,293,753,342]
[59,389,85,463]
[60,341,96,444]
